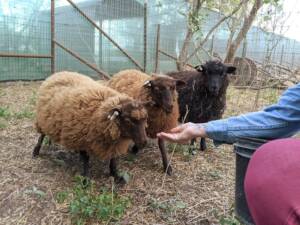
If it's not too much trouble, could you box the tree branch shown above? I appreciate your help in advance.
[184,0,248,64]
[224,0,263,63]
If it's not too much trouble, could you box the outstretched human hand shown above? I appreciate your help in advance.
[157,122,207,144]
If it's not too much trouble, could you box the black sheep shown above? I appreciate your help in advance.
[167,60,236,151]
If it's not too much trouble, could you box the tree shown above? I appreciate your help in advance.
[176,0,202,71]
[176,0,281,69]
[256,1,287,66]
[224,0,263,63]
[176,0,247,70]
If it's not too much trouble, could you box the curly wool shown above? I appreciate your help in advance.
[107,69,179,138]
[36,71,135,160]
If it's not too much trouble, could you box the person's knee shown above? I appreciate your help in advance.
[244,138,300,224]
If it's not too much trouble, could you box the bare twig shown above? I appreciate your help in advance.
[184,0,248,64]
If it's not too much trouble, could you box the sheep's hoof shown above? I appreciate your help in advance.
[200,139,207,151]
[188,146,197,155]
[115,175,127,185]
[130,145,139,155]
[165,165,173,176]
[32,147,40,158]
[200,145,207,151]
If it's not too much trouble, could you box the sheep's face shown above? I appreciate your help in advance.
[143,76,185,113]
[110,101,148,148]
[195,61,236,96]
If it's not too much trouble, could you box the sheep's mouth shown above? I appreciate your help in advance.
[152,102,173,113]
[163,106,173,114]
[209,90,220,96]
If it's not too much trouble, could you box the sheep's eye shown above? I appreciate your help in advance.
[131,118,138,123]
[124,118,132,123]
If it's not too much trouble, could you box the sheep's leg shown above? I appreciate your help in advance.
[48,138,52,147]
[32,134,45,158]
[131,144,139,155]
[79,151,90,177]
[191,138,196,146]
[188,138,197,155]
[158,138,172,176]
[200,138,207,151]
[109,158,125,184]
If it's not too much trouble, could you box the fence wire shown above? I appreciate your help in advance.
[0,0,300,81]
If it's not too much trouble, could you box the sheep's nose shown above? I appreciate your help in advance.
[210,86,218,93]
[164,105,173,113]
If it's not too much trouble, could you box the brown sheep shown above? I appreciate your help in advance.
[33,71,149,183]
[107,69,185,175]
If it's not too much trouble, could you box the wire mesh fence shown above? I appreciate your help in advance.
[0,0,300,81]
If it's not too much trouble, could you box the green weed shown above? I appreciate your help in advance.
[43,136,51,145]
[0,106,11,119]
[14,108,35,119]
[266,88,279,104]
[148,198,186,222]
[218,204,241,225]
[56,176,130,225]
[29,91,37,106]
[24,186,46,198]
[0,106,35,120]
[167,143,194,161]
[220,216,241,225]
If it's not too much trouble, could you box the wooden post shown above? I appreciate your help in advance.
[143,0,147,72]
[0,53,52,58]
[154,24,160,73]
[279,45,284,74]
[51,0,55,74]
[98,20,103,69]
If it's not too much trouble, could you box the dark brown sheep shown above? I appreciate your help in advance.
[167,60,236,151]
[107,69,185,175]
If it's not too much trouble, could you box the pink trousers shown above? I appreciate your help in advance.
[245,138,300,225]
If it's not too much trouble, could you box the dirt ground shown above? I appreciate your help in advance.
[0,81,282,225]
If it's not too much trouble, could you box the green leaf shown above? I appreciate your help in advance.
[24,186,46,198]
[56,191,69,203]
[175,201,186,209]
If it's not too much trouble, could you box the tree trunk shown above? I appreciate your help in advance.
[176,0,201,71]
[177,28,193,71]
[224,0,263,63]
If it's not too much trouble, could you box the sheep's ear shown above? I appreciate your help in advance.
[194,65,203,72]
[195,65,207,73]
[175,79,186,89]
[108,109,121,121]
[143,80,152,88]
[226,66,236,74]
[142,100,155,107]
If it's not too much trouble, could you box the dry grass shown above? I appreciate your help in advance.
[0,82,282,225]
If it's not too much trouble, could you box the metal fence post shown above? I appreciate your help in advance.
[154,24,160,73]
[143,0,147,72]
[51,0,55,74]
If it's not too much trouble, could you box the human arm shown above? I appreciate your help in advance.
[158,83,300,144]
